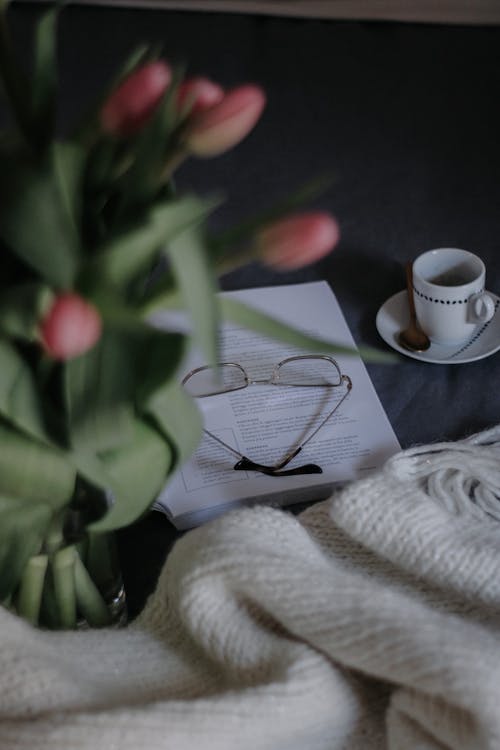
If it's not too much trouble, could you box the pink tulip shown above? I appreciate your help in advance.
[184,84,266,157]
[257,213,340,270]
[177,77,224,116]
[100,61,172,137]
[40,293,102,360]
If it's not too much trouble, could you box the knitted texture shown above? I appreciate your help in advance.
[1,427,500,749]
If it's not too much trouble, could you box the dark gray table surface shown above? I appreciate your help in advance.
[7,2,500,615]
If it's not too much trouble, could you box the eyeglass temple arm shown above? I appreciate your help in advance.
[203,429,322,474]
[298,375,352,451]
[234,453,323,477]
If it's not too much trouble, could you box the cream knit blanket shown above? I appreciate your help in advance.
[1,427,500,749]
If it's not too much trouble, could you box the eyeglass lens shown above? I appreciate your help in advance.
[182,363,246,397]
[274,357,342,387]
[183,356,342,397]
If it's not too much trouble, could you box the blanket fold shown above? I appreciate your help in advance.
[1,427,500,749]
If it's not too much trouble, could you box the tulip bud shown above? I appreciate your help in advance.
[177,77,224,116]
[257,213,340,270]
[100,61,172,137]
[40,293,102,360]
[184,84,266,157]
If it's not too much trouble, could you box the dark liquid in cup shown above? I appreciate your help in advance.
[428,269,475,286]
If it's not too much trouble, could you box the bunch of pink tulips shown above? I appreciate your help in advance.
[40,60,339,360]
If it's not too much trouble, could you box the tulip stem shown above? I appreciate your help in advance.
[214,247,255,277]
[52,546,77,629]
[73,550,111,627]
[45,514,64,554]
[16,554,48,625]
[159,147,187,183]
[139,284,181,316]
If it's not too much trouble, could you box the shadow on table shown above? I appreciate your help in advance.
[117,512,184,620]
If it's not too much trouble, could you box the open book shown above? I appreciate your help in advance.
[154,281,400,529]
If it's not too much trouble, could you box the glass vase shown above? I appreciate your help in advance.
[9,530,126,630]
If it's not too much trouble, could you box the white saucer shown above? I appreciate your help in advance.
[376,290,500,364]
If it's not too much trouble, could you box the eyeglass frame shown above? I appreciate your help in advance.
[181,354,353,477]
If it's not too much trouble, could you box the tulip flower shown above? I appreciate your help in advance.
[100,61,172,137]
[40,293,102,360]
[257,212,340,270]
[184,84,266,157]
[177,77,225,116]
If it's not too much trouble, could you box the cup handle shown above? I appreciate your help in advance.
[468,292,495,324]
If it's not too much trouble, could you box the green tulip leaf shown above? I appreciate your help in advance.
[64,329,136,453]
[52,140,85,238]
[0,2,34,144]
[75,420,172,532]
[0,142,84,288]
[0,339,50,443]
[0,420,75,508]
[145,378,203,468]
[0,495,52,600]
[85,194,220,290]
[219,297,395,363]
[166,224,219,367]
[114,43,154,81]
[32,5,58,147]
[134,329,186,404]
[0,282,52,340]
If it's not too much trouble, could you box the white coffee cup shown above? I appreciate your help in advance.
[412,248,495,345]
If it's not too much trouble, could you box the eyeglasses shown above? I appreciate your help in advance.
[182,355,352,477]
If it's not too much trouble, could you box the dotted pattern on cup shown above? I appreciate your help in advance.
[413,285,485,305]
[446,297,500,359]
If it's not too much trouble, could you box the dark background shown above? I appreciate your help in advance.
[6,2,500,615]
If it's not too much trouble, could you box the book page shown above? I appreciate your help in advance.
[154,281,400,527]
